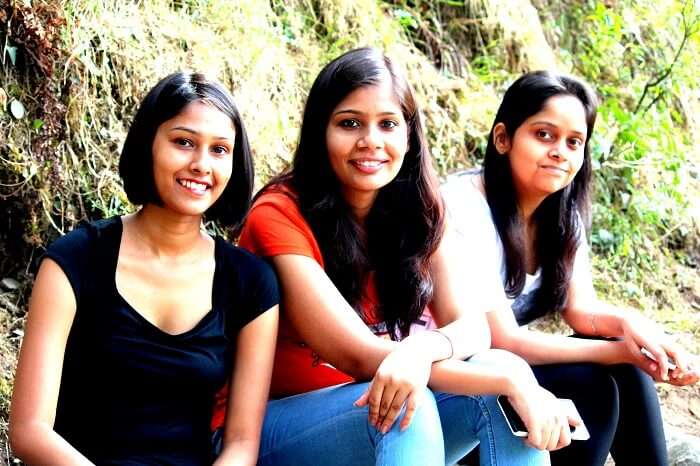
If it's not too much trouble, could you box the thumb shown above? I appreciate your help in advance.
[354,389,370,407]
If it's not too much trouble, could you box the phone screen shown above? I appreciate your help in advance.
[497,395,527,435]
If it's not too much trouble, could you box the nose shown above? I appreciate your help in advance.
[549,140,569,160]
[190,147,212,174]
[357,125,383,149]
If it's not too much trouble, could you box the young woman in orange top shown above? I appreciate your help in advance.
[212,48,576,466]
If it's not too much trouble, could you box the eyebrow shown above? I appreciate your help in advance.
[332,109,401,117]
[529,121,586,137]
[169,126,234,141]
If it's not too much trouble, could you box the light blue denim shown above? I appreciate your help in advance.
[256,360,549,466]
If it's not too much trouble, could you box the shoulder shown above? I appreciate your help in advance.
[441,170,487,207]
[45,217,120,262]
[240,184,323,262]
[215,239,280,322]
[217,239,276,280]
[440,170,494,231]
[43,216,121,304]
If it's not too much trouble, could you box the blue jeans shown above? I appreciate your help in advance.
[256,356,549,466]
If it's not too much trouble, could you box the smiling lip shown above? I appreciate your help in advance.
[540,165,568,174]
[177,178,211,195]
[349,159,388,174]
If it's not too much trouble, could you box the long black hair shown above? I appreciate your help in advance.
[266,47,444,339]
[483,71,598,319]
[119,72,253,234]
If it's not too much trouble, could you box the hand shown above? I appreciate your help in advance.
[621,314,698,385]
[664,352,699,387]
[354,338,432,433]
[507,384,577,451]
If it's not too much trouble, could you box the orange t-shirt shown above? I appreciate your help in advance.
[211,186,435,429]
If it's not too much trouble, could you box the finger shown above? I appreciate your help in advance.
[526,423,543,450]
[663,343,686,373]
[400,391,419,432]
[567,413,582,427]
[354,389,369,407]
[554,416,571,451]
[646,345,669,381]
[542,416,557,451]
[378,383,399,421]
[671,371,699,386]
[367,380,385,427]
[379,386,411,434]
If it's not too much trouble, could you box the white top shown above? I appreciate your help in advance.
[440,170,593,324]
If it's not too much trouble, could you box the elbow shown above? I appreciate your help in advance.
[9,419,33,460]
[489,327,519,353]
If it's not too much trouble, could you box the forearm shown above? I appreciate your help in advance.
[10,421,94,466]
[494,326,631,366]
[435,315,490,360]
[426,349,535,397]
[564,300,629,338]
[213,438,259,466]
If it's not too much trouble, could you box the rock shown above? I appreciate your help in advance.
[0,277,20,290]
[667,425,700,466]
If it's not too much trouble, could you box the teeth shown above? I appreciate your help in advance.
[179,179,208,191]
[355,160,382,168]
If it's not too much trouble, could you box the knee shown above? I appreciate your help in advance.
[391,386,440,434]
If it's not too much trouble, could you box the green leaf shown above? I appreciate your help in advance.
[32,119,44,131]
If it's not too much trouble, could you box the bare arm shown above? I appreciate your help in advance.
[425,225,491,358]
[487,304,632,366]
[563,270,698,385]
[9,259,95,465]
[214,305,279,466]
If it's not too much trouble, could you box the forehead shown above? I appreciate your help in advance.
[526,95,587,134]
[333,78,403,113]
[160,100,236,135]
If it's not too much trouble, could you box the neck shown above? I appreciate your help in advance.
[343,190,378,225]
[127,204,204,258]
[516,190,546,227]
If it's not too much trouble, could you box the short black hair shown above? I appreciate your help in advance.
[119,72,253,232]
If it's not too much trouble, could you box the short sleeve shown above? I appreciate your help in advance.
[239,192,324,265]
[441,173,510,311]
[572,219,594,291]
[218,243,280,329]
[41,226,93,307]
[240,253,280,322]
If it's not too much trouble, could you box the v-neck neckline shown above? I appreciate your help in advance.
[108,217,222,338]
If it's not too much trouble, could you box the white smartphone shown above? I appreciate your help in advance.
[496,395,590,441]
[640,347,677,371]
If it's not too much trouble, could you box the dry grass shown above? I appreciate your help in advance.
[0,0,698,463]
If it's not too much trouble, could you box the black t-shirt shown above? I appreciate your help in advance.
[43,217,279,465]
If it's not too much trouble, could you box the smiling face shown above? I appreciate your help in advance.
[325,78,408,213]
[151,100,236,218]
[498,94,588,207]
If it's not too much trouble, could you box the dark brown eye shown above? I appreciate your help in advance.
[175,138,193,147]
[339,119,360,128]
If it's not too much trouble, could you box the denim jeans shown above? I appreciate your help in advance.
[255,356,549,466]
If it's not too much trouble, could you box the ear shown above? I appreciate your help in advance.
[492,123,511,155]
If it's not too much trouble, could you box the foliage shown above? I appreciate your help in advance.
[0,0,698,461]
[537,0,700,307]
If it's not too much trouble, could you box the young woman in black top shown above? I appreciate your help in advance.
[444,71,698,466]
[10,72,279,466]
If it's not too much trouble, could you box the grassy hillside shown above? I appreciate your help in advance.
[1,0,699,461]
